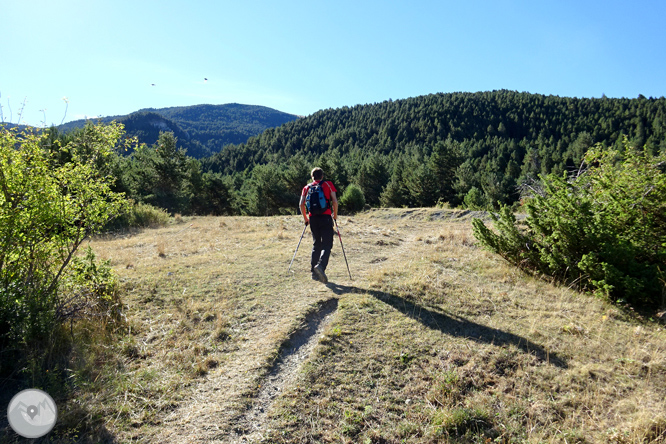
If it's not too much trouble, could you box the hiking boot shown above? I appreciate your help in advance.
[313,265,328,284]
[311,272,319,281]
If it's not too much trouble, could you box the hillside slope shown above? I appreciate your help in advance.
[202,91,666,209]
[208,91,666,171]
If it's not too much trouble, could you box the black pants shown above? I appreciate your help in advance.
[310,214,334,272]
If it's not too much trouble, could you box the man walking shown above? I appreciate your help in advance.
[299,168,338,283]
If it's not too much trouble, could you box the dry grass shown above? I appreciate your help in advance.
[53,209,665,443]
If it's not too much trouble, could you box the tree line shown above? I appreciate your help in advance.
[47,91,666,218]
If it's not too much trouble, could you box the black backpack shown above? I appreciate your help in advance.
[306,181,329,215]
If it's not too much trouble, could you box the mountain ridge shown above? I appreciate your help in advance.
[57,103,300,158]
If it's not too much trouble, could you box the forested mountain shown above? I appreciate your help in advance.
[202,90,666,211]
[143,103,300,153]
[59,103,299,158]
[43,91,665,218]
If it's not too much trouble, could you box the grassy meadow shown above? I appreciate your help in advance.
[40,209,666,443]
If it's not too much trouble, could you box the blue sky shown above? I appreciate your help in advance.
[2,0,665,127]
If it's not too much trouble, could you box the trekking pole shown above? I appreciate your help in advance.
[334,219,352,280]
[288,223,308,273]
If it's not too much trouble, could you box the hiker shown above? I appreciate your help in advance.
[299,167,338,283]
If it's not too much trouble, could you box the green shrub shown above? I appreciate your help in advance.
[433,407,493,438]
[472,140,666,306]
[339,183,366,214]
[463,186,488,210]
[104,201,170,230]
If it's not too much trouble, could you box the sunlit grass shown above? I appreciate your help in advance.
[49,209,666,443]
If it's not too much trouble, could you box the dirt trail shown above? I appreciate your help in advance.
[229,298,338,442]
[150,291,338,443]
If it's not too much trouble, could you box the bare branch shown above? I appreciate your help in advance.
[518,176,546,199]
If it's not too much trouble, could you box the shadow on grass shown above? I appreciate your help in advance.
[325,283,568,369]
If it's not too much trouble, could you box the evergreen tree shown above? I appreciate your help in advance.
[339,184,366,214]
[201,172,233,215]
[282,155,311,208]
[244,163,290,216]
[453,159,478,204]
[473,140,666,306]
[152,132,189,213]
[404,162,439,207]
[380,157,410,207]
[429,138,461,204]
[356,154,388,206]
[318,148,349,195]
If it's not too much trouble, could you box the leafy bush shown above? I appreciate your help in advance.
[104,201,170,230]
[339,183,366,214]
[472,140,666,306]
[59,247,123,327]
[0,124,127,377]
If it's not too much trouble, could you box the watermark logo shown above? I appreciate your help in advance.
[7,389,57,438]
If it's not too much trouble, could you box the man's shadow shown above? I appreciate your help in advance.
[325,282,568,369]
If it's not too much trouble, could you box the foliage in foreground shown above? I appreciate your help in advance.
[0,124,127,380]
[472,140,666,306]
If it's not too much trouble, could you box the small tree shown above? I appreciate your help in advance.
[339,184,365,214]
[464,187,488,210]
